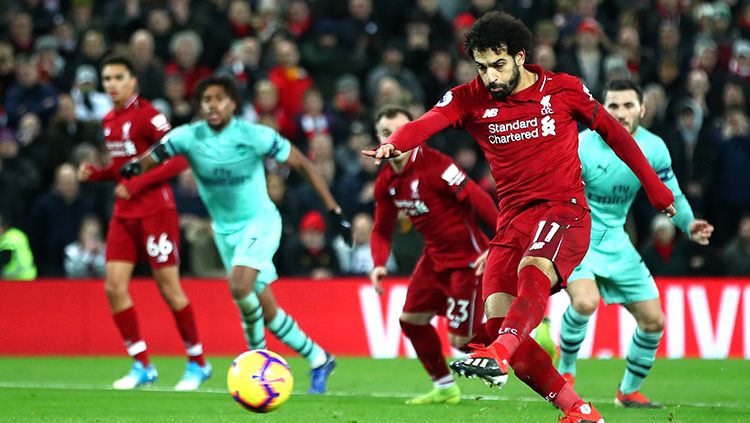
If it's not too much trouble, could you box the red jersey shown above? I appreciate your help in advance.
[89,95,187,218]
[388,65,673,233]
[371,147,497,271]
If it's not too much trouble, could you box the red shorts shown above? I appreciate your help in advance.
[402,254,483,337]
[483,201,590,301]
[106,209,181,268]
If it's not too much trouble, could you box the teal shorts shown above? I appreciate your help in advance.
[568,228,658,305]
[213,218,281,293]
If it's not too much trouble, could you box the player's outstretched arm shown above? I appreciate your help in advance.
[285,145,352,244]
[362,110,452,165]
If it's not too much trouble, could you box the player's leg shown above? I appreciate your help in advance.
[105,217,158,390]
[398,258,461,404]
[617,297,664,408]
[490,203,591,370]
[145,211,210,390]
[229,265,266,349]
[558,277,601,385]
[258,285,335,394]
[213,227,266,350]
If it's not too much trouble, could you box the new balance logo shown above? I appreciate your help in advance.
[482,108,498,118]
[530,241,546,250]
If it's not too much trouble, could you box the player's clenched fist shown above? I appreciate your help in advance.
[77,161,95,182]
[369,266,387,295]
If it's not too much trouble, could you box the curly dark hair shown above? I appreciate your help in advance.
[194,75,241,104]
[464,11,533,59]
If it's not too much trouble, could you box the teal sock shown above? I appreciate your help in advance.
[558,305,591,376]
[267,308,326,368]
[235,292,266,349]
[620,328,662,394]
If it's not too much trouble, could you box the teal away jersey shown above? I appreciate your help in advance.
[160,118,291,234]
[578,126,694,234]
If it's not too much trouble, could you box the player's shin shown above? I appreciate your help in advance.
[620,328,662,394]
[113,306,150,366]
[511,337,582,411]
[267,308,327,368]
[558,306,591,376]
[235,292,266,349]
[400,320,453,385]
[172,304,206,366]
[495,266,550,355]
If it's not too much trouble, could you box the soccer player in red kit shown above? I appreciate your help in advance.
[365,12,676,423]
[77,56,210,391]
[370,106,498,405]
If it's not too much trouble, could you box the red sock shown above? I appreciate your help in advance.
[510,337,581,411]
[495,266,550,356]
[172,304,206,366]
[400,320,451,381]
[113,307,150,366]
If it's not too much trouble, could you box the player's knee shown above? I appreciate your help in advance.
[103,280,127,300]
[640,312,665,333]
[572,296,599,316]
[229,283,252,300]
[518,257,556,280]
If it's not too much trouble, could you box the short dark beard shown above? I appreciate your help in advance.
[485,63,521,100]
[207,117,231,131]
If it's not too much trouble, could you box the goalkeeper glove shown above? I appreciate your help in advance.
[329,209,352,247]
[119,159,142,179]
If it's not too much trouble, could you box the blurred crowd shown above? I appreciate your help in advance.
[0,0,749,280]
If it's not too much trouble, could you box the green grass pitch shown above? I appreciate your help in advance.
[0,356,748,422]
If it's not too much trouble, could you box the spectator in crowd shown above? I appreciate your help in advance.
[0,211,36,280]
[283,210,340,279]
[641,215,691,276]
[161,74,193,126]
[63,214,105,278]
[165,30,212,100]
[146,8,173,60]
[534,44,558,72]
[44,93,101,175]
[17,112,52,183]
[366,41,424,106]
[558,18,607,98]
[4,54,58,126]
[723,215,750,276]
[70,64,111,122]
[29,163,95,276]
[173,170,224,278]
[249,78,296,139]
[329,74,368,142]
[641,83,668,132]
[268,38,313,117]
[419,48,455,106]
[8,11,34,55]
[334,212,394,275]
[217,36,265,103]
[0,126,41,228]
[295,86,334,148]
[286,0,313,42]
[33,35,65,87]
[704,107,750,246]
[0,41,16,105]
[129,29,167,101]
[300,19,360,102]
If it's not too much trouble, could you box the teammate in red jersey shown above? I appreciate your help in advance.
[77,56,210,391]
[365,12,676,423]
[370,105,498,405]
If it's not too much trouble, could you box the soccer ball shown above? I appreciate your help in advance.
[227,349,294,413]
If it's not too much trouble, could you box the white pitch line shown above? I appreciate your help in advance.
[0,382,747,410]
